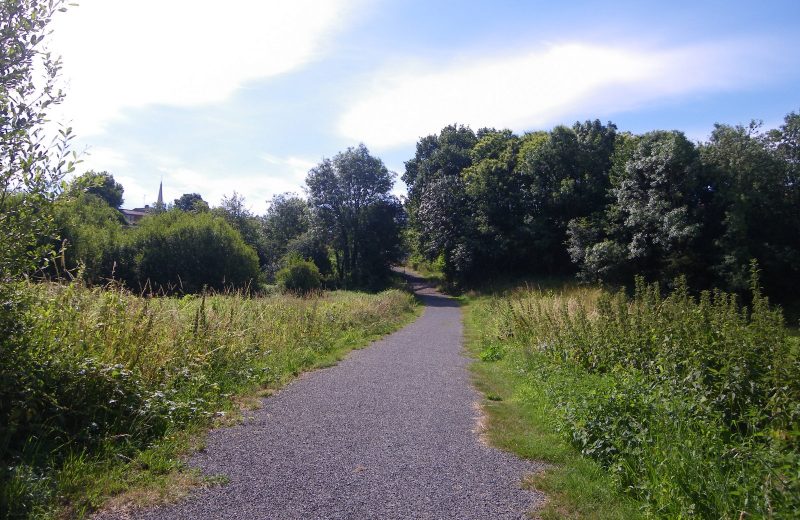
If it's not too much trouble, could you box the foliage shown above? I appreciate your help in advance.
[306,144,402,289]
[0,0,74,282]
[477,270,799,518]
[123,210,260,294]
[406,121,617,284]
[700,119,800,301]
[212,191,269,267]
[276,253,322,294]
[173,193,208,213]
[67,171,124,208]
[262,193,313,278]
[51,193,126,283]
[0,281,417,518]
[405,115,800,306]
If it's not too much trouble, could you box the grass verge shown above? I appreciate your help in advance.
[1,282,421,519]
[463,296,645,519]
[462,271,799,519]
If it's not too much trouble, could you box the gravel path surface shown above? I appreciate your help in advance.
[127,273,545,519]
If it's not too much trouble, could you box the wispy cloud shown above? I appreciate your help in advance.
[50,0,359,135]
[338,41,773,149]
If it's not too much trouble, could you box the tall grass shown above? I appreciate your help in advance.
[1,282,417,518]
[476,271,800,518]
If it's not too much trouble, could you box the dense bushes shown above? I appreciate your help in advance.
[51,203,261,293]
[123,211,260,293]
[276,254,322,293]
[478,271,799,518]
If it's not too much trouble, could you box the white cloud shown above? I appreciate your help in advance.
[50,0,358,135]
[78,146,130,171]
[338,41,767,149]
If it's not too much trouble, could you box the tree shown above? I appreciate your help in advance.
[569,131,706,285]
[173,192,208,212]
[515,121,616,274]
[68,171,124,208]
[306,144,400,288]
[403,125,478,281]
[701,120,800,299]
[1,3,76,514]
[124,211,260,294]
[416,174,475,282]
[52,192,126,283]
[213,192,268,267]
[1,0,74,282]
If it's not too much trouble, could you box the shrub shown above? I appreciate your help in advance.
[484,269,800,518]
[124,211,260,294]
[50,193,126,282]
[276,254,322,294]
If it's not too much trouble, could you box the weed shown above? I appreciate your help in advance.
[0,281,418,518]
[467,269,799,518]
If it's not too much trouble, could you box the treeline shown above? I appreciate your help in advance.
[404,115,800,303]
[51,144,403,293]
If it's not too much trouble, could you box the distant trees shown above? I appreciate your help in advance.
[306,144,403,288]
[406,115,800,302]
[52,192,125,282]
[568,130,707,285]
[68,171,125,208]
[174,193,209,212]
[406,121,617,284]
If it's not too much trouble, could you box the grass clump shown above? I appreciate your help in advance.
[0,282,418,518]
[466,268,799,518]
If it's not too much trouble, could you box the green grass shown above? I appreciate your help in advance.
[464,296,646,519]
[462,273,800,519]
[1,281,421,519]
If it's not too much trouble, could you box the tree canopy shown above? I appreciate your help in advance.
[306,144,402,288]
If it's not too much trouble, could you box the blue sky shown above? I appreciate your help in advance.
[50,0,800,212]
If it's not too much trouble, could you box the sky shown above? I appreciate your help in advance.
[48,0,800,213]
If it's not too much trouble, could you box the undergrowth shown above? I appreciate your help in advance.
[0,281,417,518]
[469,267,799,518]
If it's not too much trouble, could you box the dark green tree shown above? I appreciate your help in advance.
[306,144,400,288]
[569,130,706,284]
[68,171,124,208]
[52,193,126,282]
[124,211,259,294]
[173,192,208,212]
[213,192,269,267]
[1,0,74,281]
[515,121,616,274]
[702,120,800,299]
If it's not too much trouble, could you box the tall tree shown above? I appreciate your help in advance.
[68,171,124,208]
[213,192,268,267]
[306,144,400,288]
[569,130,706,284]
[403,125,478,281]
[1,0,74,281]
[702,121,800,299]
[173,192,208,212]
[515,121,616,274]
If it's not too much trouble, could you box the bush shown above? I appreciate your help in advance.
[124,211,260,294]
[484,269,800,518]
[51,193,126,282]
[276,254,322,294]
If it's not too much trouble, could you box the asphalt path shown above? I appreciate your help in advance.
[125,272,544,519]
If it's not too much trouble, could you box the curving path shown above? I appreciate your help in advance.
[127,272,544,519]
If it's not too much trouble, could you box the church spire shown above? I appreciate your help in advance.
[157,180,164,208]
